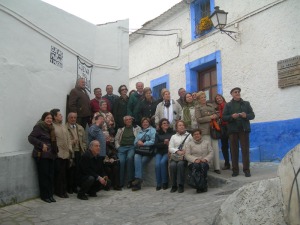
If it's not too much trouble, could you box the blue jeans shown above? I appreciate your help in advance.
[155,153,168,186]
[134,154,151,179]
[117,146,135,186]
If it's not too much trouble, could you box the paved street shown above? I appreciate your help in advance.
[0,162,279,225]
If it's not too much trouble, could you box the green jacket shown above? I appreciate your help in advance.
[127,91,143,125]
[222,98,255,134]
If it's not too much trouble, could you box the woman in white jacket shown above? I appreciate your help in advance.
[155,90,182,130]
[168,120,192,193]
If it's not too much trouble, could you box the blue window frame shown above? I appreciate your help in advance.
[150,74,170,100]
[190,0,215,40]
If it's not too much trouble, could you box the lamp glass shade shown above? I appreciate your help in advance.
[209,6,228,29]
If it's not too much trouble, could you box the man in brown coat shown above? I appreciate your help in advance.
[68,78,91,129]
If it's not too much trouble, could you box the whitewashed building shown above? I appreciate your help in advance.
[129,0,300,161]
[0,0,128,205]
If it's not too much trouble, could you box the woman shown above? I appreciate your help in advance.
[185,129,213,193]
[28,112,57,203]
[113,85,129,130]
[155,89,182,130]
[195,91,221,174]
[182,92,198,132]
[134,87,157,127]
[154,118,175,190]
[215,94,231,170]
[169,120,192,193]
[99,100,115,143]
[99,100,121,190]
[131,117,156,191]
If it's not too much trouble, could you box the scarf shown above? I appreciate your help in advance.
[164,100,173,124]
[38,121,58,153]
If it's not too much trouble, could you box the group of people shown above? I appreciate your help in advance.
[28,78,255,203]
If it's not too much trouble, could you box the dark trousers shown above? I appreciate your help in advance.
[104,162,120,188]
[34,158,54,200]
[78,176,103,195]
[229,131,250,173]
[54,158,69,196]
[221,126,230,166]
[77,116,90,129]
[169,160,186,187]
[67,151,81,192]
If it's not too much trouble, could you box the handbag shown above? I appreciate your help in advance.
[135,145,155,156]
[210,119,221,139]
[135,130,155,156]
[170,133,190,162]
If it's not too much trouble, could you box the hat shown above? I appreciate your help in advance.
[230,87,241,94]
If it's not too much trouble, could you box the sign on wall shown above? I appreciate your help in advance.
[77,56,93,93]
[278,56,300,88]
[50,46,63,68]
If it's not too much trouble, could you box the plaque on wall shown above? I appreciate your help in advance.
[277,56,300,88]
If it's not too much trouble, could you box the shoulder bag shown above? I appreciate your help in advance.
[135,130,155,156]
[170,133,190,162]
[210,119,221,139]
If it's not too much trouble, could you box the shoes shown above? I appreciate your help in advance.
[131,184,141,191]
[132,178,142,186]
[103,186,111,191]
[73,188,78,194]
[113,186,122,191]
[41,198,51,203]
[162,183,168,190]
[222,164,231,170]
[63,193,69,198]
[196,187,208,193]
[245,171,251,177]
[88,192,97,197]
[214,170,221,174]
[77,193,88,200]
[170,186,178,193]
[232,172,239,177]
[49,197,56,202]
[178,185,184,193]
[127,181,133,189]
[67,190,73,194]
[156,186,161,191]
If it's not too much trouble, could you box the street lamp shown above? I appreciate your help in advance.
[209,6,238,41]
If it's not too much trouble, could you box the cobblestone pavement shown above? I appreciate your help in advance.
[0,162,279,225]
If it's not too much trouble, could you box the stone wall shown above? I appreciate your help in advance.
[213,144,300,225]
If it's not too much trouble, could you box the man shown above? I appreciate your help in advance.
[176,88,186,107]
[115,116,140,188]
[223,87,255,177]
[90,88,111,114]
[77,140,110,200]
[88,114,106,160]
[65,112,86,194]
[68,78,91,129]
[127,82,144,126]
[103,84,119,111]
[50,108,72,198]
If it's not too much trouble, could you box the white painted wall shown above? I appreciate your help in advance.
[129,0,300,123]
[0,0,128,155]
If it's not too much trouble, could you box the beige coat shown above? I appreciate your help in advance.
[185,138,214,167]
[155,99,182,129]
[195,103,218,135]
[53,122,72,159]
[65,122,87,155]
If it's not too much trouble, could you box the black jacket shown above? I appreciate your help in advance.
[222,98,255,134]
[78,150,106,183]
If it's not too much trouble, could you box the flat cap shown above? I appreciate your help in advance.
[230,87,241,94]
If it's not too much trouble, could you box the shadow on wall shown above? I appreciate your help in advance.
[250,118,300,162]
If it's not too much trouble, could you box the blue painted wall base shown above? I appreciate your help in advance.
[219,117,300,162]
